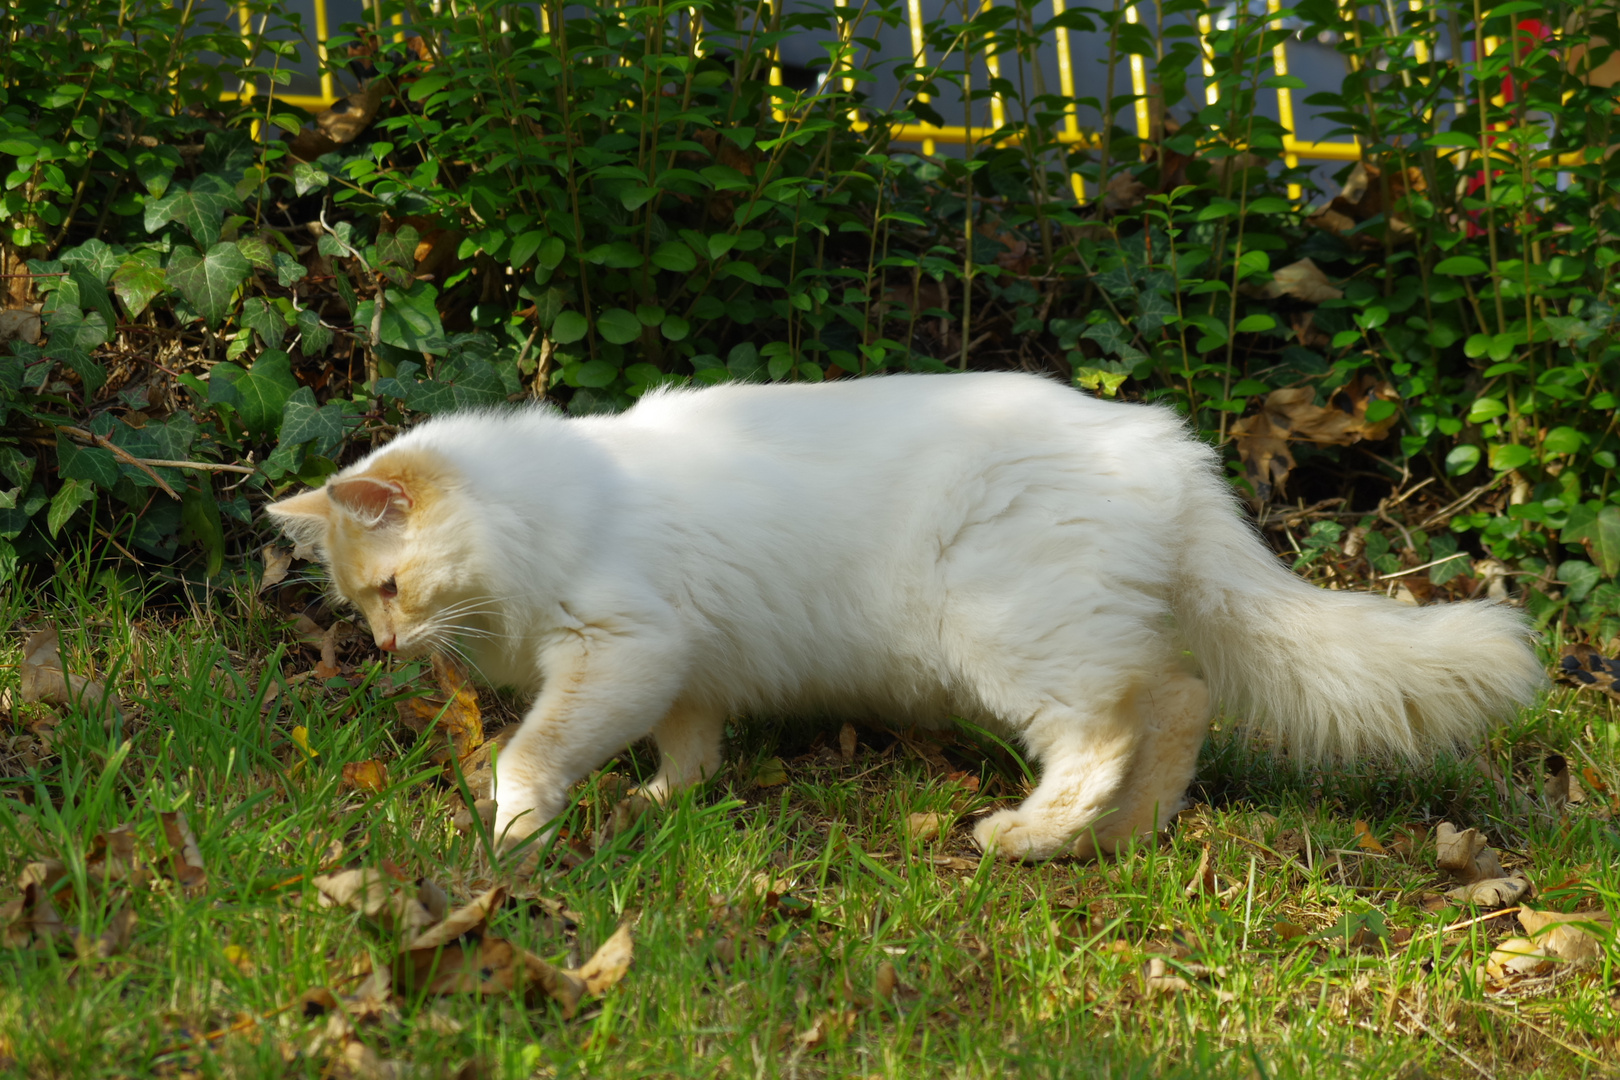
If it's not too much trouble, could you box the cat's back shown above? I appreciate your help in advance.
[608,371,1177,460]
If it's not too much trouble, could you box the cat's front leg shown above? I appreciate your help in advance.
[492,622,687,855]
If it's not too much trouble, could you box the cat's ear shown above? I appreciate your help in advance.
[326,475,413,528]
[265,488,332,557]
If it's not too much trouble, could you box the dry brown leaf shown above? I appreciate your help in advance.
[259,545,293,593]
[796,1008,856,1049]
[315,80,387,145]
[452,798,497,836]
[87,824,148,887]
[314,620,347,680]
[905,812,945,843]
[1306,160,1420,247]
[1390,823,1429,860]
[1352,820,1386,854]
[2,861,68,947]
[398,653,484,765]
[594,793,652,851]
[838,722,857,764]
[1518,908,1611,963]
[0,308,41,346]
[1143,956,1195,995]
[1544,754,1571,814]
[392,887,608,1017]
[573,922,634,995]
[78,906,137,960]
[315,870,442,936]
[1434,822,1505,884]
[1184,842,1217,897]
[1446,873,1531,908]
[1229,379,1399,502]
[874,960,899,1003]
[342,760,390,794]
[1255,258,1343,303]
[1554,643,1620,703]
[161,811,207,895]
[1486,937,1553,981]
[20,627,123,722]
[927,854,979,871]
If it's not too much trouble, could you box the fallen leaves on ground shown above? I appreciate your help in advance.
[1306,160,1421,247]
[162,811,208,896]
[258,545,293,593]
[1229,377,1400,502]
[1554,643,1620,704]
[1249,258,1344,303]
[342,759,390,794]
[397,653,486,771]
[1435,822,1531,907]
[20,626,123,723]
[905,812,946,843]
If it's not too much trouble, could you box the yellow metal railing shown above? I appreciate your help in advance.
[243,0,1370,178]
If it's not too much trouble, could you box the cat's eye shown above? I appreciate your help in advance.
[379,576,398,599]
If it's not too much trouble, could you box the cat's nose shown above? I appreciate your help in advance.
[378,634,397,652]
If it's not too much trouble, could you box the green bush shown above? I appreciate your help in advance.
[1,0,1617,638]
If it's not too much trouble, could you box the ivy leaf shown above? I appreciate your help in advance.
[214,351,299,437]
[279,385,346,455]
[296,308,332,356]
[375,226,420,287]
[355,282,448,354]
[274,252,308,288]
[47,478,96,538]
[167,243,251,325]
[112,257,167,317]
[56,438,120,489]
[145,174,242,248]
[292,161,330,196]
[1082,318,1148,367]
[44,305,110,354]
[134,145,183,197]
[240,297,287,348]
[60,239,122,284]
[63,266,119,332]
[235,234,276,271]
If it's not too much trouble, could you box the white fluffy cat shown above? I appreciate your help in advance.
[268,373,1544,860]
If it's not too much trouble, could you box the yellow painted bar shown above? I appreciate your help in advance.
[1049,0,1085,201]
[1123,2,1150,141]
[982,0,1007,132]
[906,0,935,155]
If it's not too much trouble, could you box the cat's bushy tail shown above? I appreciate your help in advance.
[1172,474,1545,760]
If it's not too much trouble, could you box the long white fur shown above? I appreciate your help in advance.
[268,372,1545,860]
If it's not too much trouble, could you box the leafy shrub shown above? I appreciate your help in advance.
[1,0,1617,639]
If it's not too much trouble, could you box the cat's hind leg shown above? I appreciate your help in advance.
[971,696,1139,861]
[1071,671,1210,859]
[640,699,725,803]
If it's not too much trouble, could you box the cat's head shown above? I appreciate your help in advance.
[266,446,484,656]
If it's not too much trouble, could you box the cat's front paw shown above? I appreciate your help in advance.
[491,801,554,856]
[972,810,1072,862]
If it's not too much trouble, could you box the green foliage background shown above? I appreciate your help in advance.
[1,0,1618,639]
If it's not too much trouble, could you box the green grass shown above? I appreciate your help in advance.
[2,576,1618,1079]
